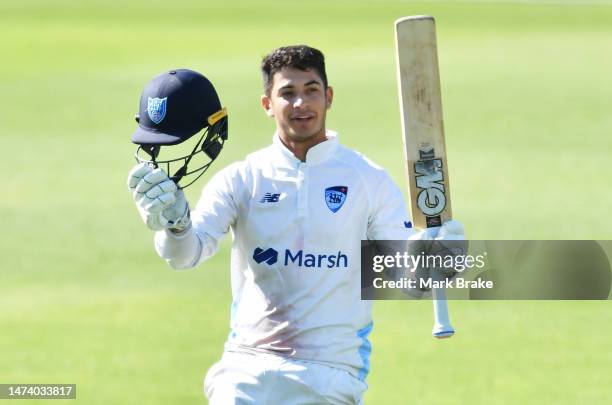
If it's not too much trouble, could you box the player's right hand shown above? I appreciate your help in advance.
[127,163,191,232]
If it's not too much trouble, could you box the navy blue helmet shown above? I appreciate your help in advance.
[132,69,228,188]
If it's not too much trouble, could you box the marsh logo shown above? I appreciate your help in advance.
[253,247,348,269]
[253,247,278,265]
[325,186,348,213]
[147,97,167,124]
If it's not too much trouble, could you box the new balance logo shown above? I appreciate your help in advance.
[253,247,278,265]
[259,193,281,203]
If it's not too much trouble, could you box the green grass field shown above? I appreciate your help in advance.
[2,0,612,403]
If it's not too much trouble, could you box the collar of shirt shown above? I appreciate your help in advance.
[272,129,339,166]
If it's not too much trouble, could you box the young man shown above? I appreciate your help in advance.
[128,45,463,404]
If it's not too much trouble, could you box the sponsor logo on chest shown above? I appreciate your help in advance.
[253,247,348,269]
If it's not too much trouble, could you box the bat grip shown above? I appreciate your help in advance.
[432,287,454,338]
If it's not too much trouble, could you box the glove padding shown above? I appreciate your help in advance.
[127,163,191,232]
[409,220,465,241]
[436,220,465,241]
[408,220,467,290]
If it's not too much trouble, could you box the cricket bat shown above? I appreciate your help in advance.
[394,15,455,339]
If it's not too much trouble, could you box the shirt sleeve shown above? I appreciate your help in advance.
[154,162,243,269]
[366,171,416,241]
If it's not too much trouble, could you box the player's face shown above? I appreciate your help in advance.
[261,67,333,144]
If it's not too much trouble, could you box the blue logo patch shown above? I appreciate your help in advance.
[147,97,167,124]
[253,247,278,265]
[325,186,348,213]
[404,221,413,229]
[259,193,281,203]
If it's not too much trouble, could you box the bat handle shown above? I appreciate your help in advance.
[432,288,454,338]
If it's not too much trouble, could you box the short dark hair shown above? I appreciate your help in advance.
[261,45,328,95]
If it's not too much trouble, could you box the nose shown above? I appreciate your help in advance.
[293,96,305,108]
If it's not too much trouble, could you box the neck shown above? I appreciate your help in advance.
[278,129,327,161]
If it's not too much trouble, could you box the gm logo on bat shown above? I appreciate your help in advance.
[253,247,348,269]
[414,158,446,216]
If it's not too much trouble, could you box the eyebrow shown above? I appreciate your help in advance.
[278,80,323,91]
[304,80,322,87]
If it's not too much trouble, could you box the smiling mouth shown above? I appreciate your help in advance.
[290,115,315,122]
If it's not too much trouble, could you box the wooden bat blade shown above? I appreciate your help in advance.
[395,15,455,339]
[395,16,452,230]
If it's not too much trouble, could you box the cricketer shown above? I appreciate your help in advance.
[128,45,464,404]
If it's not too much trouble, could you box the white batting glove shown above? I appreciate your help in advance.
[409,227,439,241]
[409,220,465,241]
[435,220,465,241]
[127,163,191,232]
[409,220,466,282]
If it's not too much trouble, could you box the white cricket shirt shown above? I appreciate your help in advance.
[155,131,413,380]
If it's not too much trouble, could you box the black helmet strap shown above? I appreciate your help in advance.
[134,118,227,189]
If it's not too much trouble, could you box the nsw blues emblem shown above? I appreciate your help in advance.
[325,186,348,213]
[147,97,167,124]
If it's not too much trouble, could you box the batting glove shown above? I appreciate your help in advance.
[409,220,467,284]
[409,220,465,241]
[127,163,191,232]
[436,220,465,240]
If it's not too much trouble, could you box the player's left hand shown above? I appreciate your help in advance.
[435,220,465,240]
[409,220,467,283]
[409,220,465,241]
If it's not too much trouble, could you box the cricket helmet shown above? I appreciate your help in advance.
[132,68,228,188]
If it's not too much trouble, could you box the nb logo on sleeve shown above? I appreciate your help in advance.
[259,193,281,203]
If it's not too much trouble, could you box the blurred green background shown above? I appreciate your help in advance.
[1,0,611,403]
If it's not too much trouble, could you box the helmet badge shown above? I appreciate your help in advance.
[147,97,167,124]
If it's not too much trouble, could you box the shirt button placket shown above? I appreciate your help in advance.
[297,163,308,219]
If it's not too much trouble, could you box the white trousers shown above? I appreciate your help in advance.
[204,351,367,405]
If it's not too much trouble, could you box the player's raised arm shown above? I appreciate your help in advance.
[126,69,229,269]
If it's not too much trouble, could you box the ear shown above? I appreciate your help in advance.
[261,94,274,117]
[325,86,334,109]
